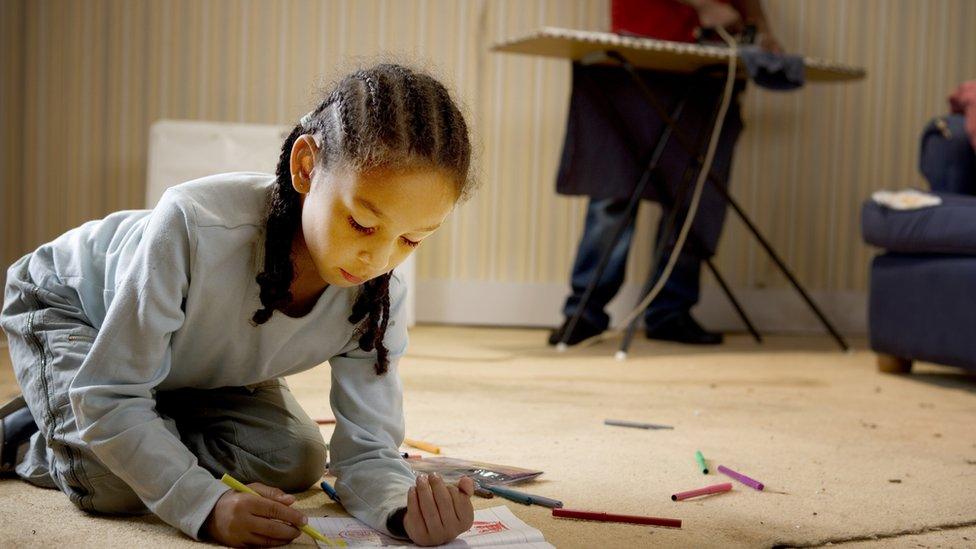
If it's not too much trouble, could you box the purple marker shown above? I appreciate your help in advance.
[717,465,764,491]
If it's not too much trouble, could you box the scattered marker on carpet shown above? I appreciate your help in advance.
[552,508,681,528]
[695,450,709,474]
[717,465,764,491]
[315,418,337,425]
[486,484,563,508]
[671,482,732,501]
[403,438,441,454]
[320,480,341,503]
[604,419,674,430]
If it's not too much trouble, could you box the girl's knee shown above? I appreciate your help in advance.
[271,437,328,492]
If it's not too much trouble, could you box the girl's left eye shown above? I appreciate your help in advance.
[348,216,375,235]
[401,237,420,248]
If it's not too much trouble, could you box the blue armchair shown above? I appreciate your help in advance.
[861,114,976,374]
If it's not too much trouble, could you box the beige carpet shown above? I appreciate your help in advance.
[2,326,976,548]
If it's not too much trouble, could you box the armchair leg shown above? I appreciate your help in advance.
[877,353,913,374]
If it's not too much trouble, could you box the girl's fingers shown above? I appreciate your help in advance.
[457,476,475,497]
[446,486,465,525]
[250,496,308,529]
[245,533,292,547]
[429,474,460,531]
[405,486,429,542]
[415,474,445,537]
[250,516,302,543]
[449,486,475,531]
[249,482,295,505]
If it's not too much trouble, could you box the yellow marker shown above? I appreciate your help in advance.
[220,473,347,547]
[404,438,441,454]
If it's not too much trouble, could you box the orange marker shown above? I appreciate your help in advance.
[404,438,441,454]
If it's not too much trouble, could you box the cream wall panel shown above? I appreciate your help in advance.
[3,0,975,322]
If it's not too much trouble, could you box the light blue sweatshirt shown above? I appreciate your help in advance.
[41,172,414,539]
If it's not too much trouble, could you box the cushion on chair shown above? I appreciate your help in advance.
[862,191,976,255]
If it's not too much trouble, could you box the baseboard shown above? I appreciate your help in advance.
[416,279,866,335]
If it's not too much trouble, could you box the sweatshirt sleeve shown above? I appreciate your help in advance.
[68,188,228,539]
[328,272,415,538]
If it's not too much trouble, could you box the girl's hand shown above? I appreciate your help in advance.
[404,474,475,546]
[204,482,306,547]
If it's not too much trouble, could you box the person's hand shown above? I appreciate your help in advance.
[403,474,475,546]
[759,32,784,54]
[695,0,743,32]
[204,482,306,547]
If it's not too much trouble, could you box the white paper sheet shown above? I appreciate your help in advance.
[308,505,554,548]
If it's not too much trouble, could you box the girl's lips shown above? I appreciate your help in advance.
[340,269,364,284]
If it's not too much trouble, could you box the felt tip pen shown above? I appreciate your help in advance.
[552,508,681,528]
[695,450,709,474]
[604,419,674,430]
[320,480,341,503]
[671,482,732,501]
[486,484,563,508]
[717,465,764,491]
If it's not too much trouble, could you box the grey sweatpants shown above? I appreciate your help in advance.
[1,254,327,524]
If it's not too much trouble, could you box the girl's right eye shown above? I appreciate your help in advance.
[348,216,375,235]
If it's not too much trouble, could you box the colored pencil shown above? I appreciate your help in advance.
[552,508,681,528]
[671,482,732,501]
[717,465,764,491]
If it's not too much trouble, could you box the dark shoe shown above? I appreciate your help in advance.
[547,316,604,346]
[1,395,37,473]
[645,312,723,345]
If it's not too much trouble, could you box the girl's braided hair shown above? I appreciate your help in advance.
[252,64,474,375]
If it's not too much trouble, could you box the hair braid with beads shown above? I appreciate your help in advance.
[251,64,474,375]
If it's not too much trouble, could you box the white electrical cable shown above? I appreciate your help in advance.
[556,27,740,357]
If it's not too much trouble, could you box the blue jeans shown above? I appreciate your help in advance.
[562,197,703,331]
[556,65,743,332]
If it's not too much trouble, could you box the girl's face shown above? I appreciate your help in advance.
[293,141,459,288]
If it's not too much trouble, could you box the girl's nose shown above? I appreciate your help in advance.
[359,243,393,269]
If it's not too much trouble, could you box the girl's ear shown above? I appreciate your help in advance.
[289,135,319,194]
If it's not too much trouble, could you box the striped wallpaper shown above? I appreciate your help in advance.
[2,1,975,322]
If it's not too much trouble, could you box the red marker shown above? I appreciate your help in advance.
[671,482,732,501]
[315,418,337,425]
[552,508,681,528]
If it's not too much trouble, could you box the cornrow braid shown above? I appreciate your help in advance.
[252,63,475,375]
[347,272,393,374]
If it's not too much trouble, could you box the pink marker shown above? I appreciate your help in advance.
[717,465,764,491]
[671,482,733,501]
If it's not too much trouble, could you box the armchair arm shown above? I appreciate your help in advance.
[919,113,976,196]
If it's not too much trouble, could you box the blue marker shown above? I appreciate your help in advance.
[320,480,341,503]
[486,484,563,508]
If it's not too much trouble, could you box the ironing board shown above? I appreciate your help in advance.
[492,27,865,81]
[491,28,866,356]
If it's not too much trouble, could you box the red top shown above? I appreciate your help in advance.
[611,0,731,43]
